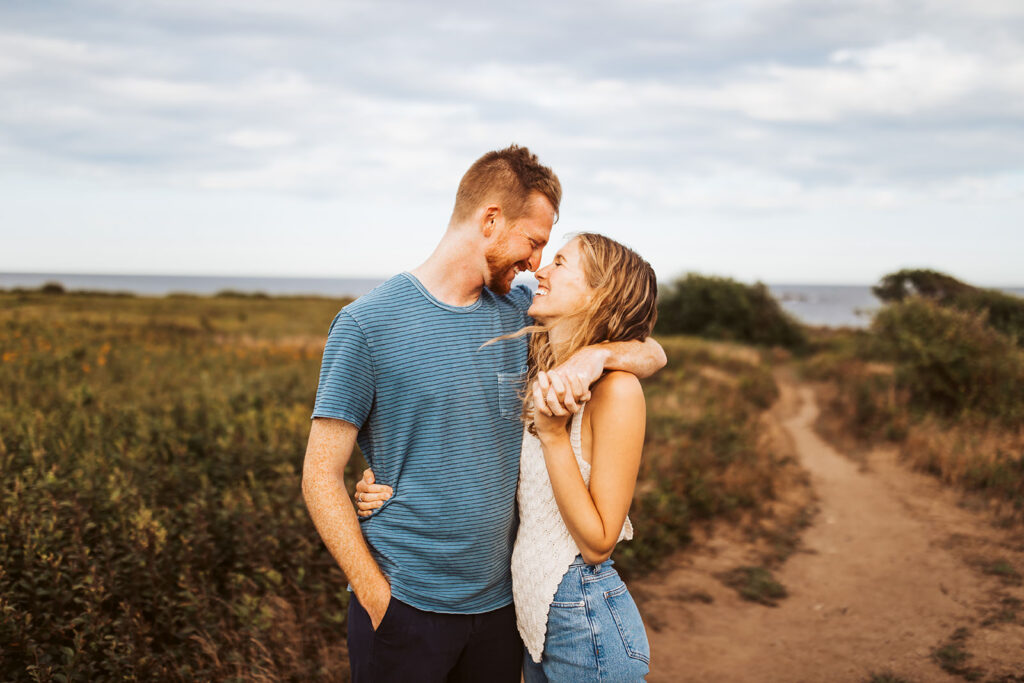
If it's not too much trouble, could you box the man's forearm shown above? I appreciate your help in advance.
[602,337,666,379]
[303,472,389,599]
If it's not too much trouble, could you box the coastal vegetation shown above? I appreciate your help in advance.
[655,273,806,350]
[873,268,1024,344]
[804,270,1024,522]
[1,289,357,681]
[0,285,807,681]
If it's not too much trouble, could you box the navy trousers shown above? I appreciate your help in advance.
[347,593,523,683]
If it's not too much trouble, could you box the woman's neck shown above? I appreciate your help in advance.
[544,319,581,366]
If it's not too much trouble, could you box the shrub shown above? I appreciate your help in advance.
[873,269,1024,344]
[871,299,1024,423]
[656,274,806,349]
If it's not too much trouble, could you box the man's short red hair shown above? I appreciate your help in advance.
[452,145,561,225]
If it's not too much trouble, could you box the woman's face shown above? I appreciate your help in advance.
[527,237,593,324]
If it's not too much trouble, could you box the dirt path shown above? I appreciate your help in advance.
[633,378,1024,682]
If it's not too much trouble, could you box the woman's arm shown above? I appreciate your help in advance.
[534,370,646,565]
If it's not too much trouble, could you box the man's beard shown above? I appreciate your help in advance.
[485,242,520,295]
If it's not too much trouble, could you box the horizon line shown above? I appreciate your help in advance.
[2,269,1024,290]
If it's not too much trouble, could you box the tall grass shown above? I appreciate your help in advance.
[1,292,357,681]
[1,290,807,679]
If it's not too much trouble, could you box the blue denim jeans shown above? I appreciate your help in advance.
[523,556,650,682]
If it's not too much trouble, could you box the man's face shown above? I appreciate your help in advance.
[484,193,555,295]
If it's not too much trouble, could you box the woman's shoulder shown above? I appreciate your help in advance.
[589,370,644,409]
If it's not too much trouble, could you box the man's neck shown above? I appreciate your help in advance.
[409,230,487,308]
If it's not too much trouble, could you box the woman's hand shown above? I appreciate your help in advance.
[354,468,392,517]
[532,371,581,440]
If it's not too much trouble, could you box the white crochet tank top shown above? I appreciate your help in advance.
[511,405,634,663]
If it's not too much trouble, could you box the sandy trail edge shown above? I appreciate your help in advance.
[633,377,1024,683]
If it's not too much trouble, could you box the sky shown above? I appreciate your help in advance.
[1,0,1023,286]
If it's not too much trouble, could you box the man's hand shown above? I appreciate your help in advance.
[362,577,392,630]
[536,346,607,415]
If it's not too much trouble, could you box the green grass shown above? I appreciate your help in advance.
[0,293,807,680]
[982,560,1023,585]
[1,291,357,681]
[932,628,984,681]
[716,566,788,606]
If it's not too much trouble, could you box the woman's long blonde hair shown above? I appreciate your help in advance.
[501,232,658,432]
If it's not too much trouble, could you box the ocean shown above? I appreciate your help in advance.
[2,272,1022,329]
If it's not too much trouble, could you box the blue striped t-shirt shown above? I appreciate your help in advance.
[312,272,532,613]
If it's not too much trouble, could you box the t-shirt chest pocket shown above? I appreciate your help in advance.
[496,369,528,420]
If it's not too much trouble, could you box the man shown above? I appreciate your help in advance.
[302,145,665,682]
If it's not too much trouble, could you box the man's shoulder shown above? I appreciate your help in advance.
[486,283,534,315]
[342,274,416,318]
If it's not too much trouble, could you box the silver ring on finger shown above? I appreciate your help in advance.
[356,492,363,503]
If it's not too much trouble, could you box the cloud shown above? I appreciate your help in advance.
[1,1,1022,283]
[688,37,1024,122]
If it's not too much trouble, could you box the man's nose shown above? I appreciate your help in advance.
[527,249,543,272]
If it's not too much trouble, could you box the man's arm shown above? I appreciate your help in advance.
[597,336,667,379]
[540,337,666,414]
[302,417,391,628]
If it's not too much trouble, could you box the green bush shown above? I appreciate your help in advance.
[0,292,357,681]
[874,269,1024,345]
[656,274,806,349]
[1,294,802,678]
[871,299,1024,423]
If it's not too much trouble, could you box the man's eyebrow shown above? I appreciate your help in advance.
[524,230,547,247]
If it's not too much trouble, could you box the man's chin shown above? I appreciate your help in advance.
[487,279,512,295]
[486,270,516,295]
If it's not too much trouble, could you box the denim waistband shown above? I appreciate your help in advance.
[568,554,615,568]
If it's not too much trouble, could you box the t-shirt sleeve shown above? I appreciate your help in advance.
[311,309,375,427]
[507,284,535,325]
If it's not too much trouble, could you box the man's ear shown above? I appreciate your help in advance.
[481,204,501,238]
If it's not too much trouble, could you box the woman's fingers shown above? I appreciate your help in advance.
[545,385,569,416]
[537,371,550,394]
[357,498,384,518]
[358,489,392,502]
[533,380,553,417]
[354,467,392,517]
[355,488,391,517]
[355,472,390,496]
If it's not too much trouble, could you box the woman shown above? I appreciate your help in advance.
[357,233,657,681]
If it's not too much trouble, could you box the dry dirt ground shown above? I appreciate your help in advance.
[633,377,1024,683]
